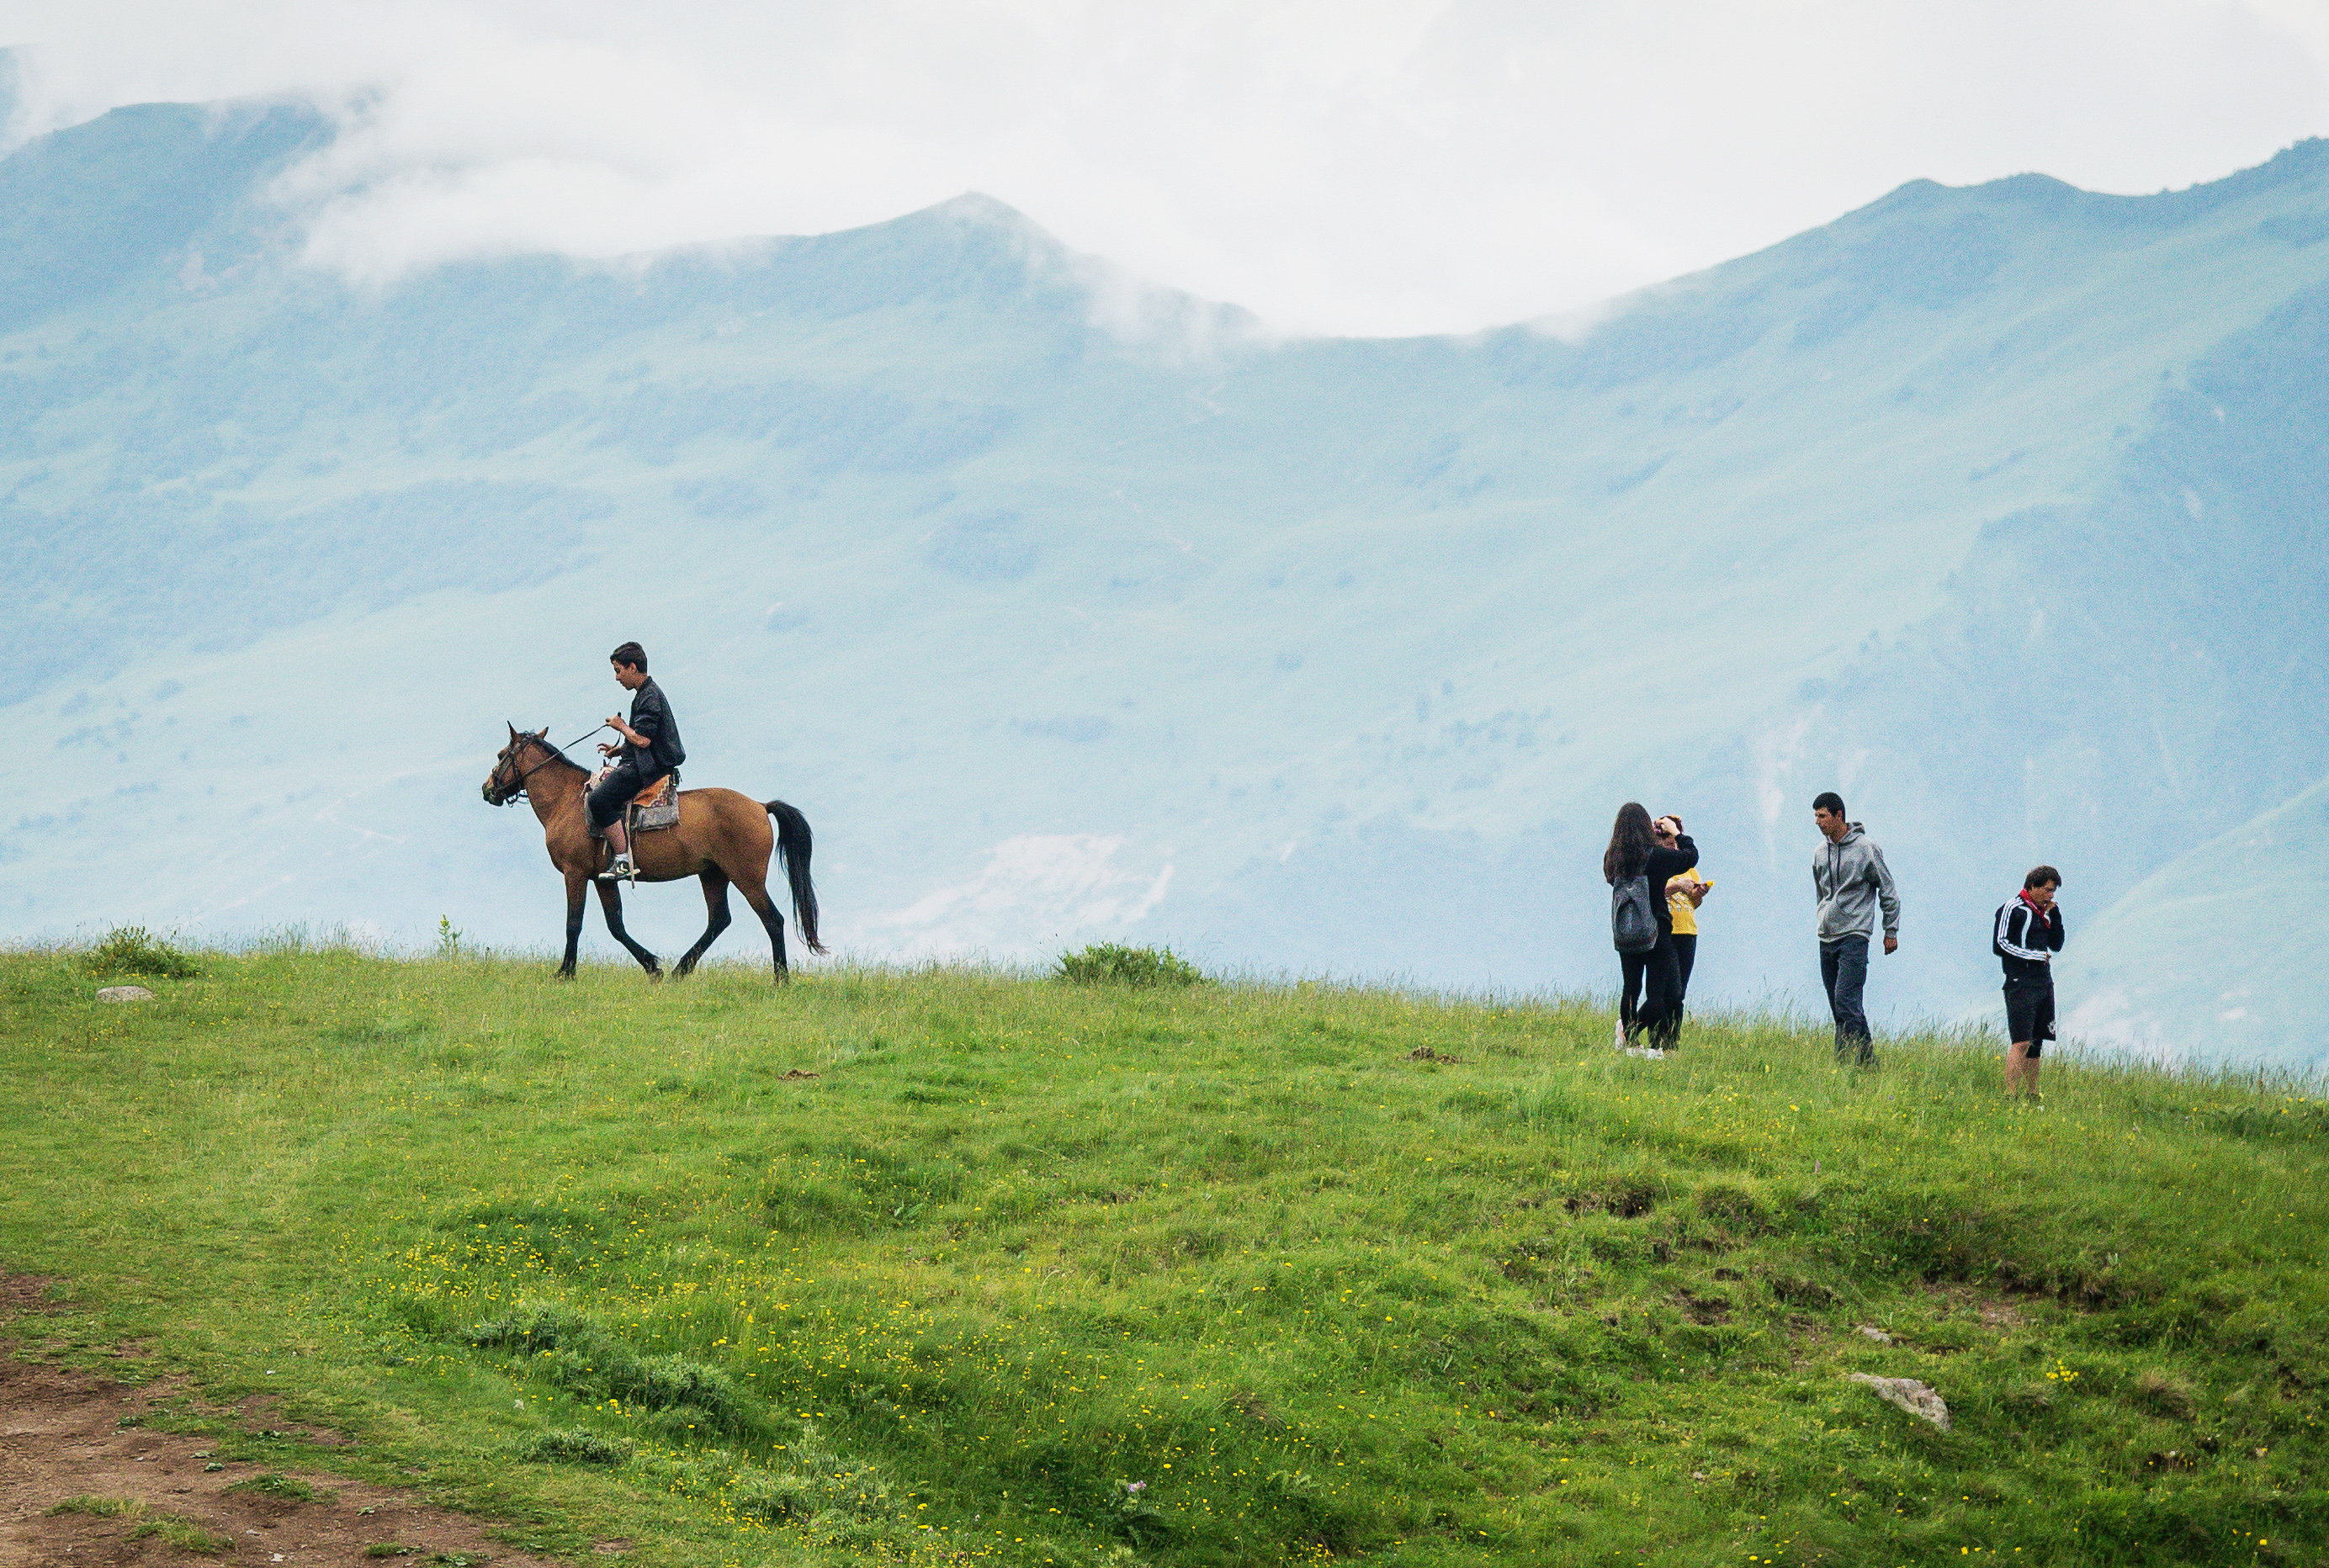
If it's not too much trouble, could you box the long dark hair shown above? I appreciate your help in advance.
[1603,802,1655,884]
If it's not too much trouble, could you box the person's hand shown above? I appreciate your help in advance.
[1687,881,1710,907]
[597,741,617,756]
[1883,935,1899,956]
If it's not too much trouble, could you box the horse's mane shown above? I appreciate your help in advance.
[517,731,585,771]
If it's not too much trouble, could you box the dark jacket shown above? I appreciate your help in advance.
[623,677,685,776]
[1615,834,1699,936]
[1993,895,2064,983]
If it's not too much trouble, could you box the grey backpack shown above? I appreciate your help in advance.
[1610,875,1659,954]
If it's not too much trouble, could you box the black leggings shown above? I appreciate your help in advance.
[1620,935,1684,1046]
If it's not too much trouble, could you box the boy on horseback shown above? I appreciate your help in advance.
[592,641,685,880]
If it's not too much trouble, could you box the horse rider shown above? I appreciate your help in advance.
[592,640,685,880]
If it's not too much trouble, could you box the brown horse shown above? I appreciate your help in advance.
[481,725,825,982]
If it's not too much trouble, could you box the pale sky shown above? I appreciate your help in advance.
[5,0,2327,335]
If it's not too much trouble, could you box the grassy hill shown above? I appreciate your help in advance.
[3,945,2324,1565]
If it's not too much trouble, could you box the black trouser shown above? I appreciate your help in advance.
[1821,935,1873,1063]
[1671,934,1697,1027]
[1621,934,1684,1047]
[586,759,666,834]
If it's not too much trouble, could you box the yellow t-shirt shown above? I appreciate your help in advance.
[1668,868,1711,936]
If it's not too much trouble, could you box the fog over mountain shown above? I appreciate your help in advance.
[6,84,2327,1065]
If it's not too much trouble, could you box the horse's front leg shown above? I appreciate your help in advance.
[596,880,662,978]
[560,871,587,977]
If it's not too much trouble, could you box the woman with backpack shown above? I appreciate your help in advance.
[1605,802,1698,1054]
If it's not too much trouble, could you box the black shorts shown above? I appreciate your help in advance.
[586,760,661,833]
[2003,977,2056,1055]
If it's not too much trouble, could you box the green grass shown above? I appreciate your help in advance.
[3,948,2325,1566]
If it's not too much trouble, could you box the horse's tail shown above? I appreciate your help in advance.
[765,800,826,954]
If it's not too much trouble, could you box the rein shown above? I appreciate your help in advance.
[496,726,609,803]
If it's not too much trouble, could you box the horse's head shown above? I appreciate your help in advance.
[482,724,553,806]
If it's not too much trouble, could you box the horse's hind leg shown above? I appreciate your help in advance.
[676,869,732,977]
[596,881,662,978]
[732,866,789,983]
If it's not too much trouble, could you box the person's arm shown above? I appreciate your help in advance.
[2045,906,2065,953]
[1669,834,1698,874]
[1870,845,1900,951]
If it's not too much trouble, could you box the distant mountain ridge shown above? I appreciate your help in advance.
[4,84,2327,1065]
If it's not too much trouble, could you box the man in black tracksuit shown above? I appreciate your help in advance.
[1994,866,2065,1101]
[590,640,685,880]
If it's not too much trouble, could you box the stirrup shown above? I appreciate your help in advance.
[598,857,634,882]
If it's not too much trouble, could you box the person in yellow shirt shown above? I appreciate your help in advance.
[1658,813,1711,1033]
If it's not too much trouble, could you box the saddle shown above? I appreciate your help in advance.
[589,767,682,837]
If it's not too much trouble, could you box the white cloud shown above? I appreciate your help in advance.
[867,832,1174,958]
[5,0,2327,334]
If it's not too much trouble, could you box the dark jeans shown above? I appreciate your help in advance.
[586,759,666,833]
[1671,934,1697,1028]
[1621,935,1684,1047]
[1821,935,1873,1063]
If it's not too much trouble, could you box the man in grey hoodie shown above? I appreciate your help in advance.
[1812,791,1900,1065]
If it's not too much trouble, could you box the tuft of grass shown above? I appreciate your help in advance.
[47,1500,229,1554]
[224,1471,324,1502]
[128,1514,234,1553]
[2134,1366,2200,1420]
[47,1496,148,1518]
[1054,942,1205,988]
[519,1428,634,1465]
[82,925,199,980]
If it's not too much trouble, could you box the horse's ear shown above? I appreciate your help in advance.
[507,722,519,738]
[536,726,549,738]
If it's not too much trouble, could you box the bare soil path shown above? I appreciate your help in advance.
[2,1279,586,1567]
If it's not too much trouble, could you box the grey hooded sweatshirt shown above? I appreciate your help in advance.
[1813,824,1900,944]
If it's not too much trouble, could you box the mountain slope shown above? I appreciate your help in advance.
[4,95,2328,1062]
[2061,772,2329,1064]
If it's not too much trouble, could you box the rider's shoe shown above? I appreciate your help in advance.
[598,857,634,882]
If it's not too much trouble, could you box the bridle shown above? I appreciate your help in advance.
[486,726,607,806]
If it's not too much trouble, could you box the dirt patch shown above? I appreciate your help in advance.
[1674,1290,1732,1325]
[0,1358,565,1568]
[0,1274,66,1314]
[1913,1279,2027,1329]
[779,1068,820,1080]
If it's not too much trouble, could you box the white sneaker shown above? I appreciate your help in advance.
[1611,1019,1627,1051]
[1625,1046,1666,1060]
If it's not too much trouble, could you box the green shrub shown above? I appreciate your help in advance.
[82,926,199,980]
[1054,943,1204,988]
[521,1428,634,1465]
